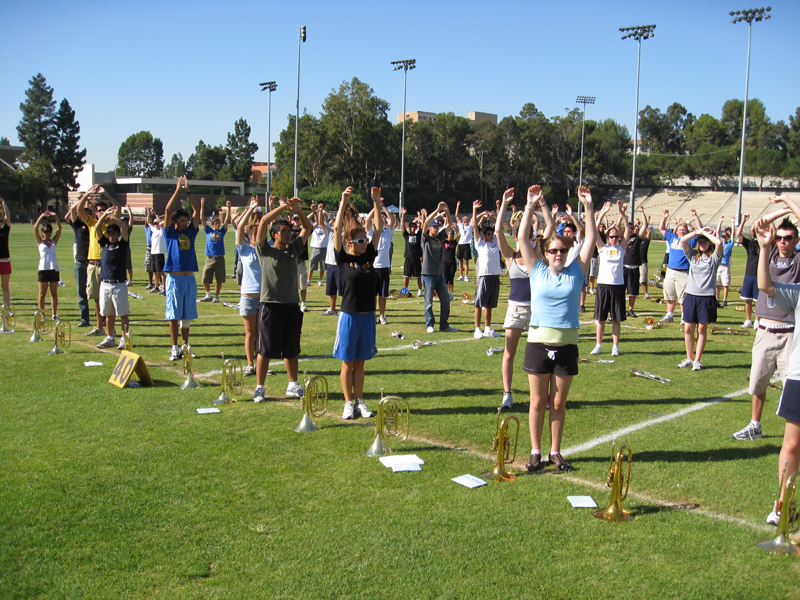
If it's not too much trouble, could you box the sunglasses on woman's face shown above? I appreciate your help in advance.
[349,238,368,245]
[607,235,619,239]
[547,248,569,255]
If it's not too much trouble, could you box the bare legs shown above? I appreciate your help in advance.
[683,322,708,362]
[340,359,366,403]
[501,328,523,393]
[528,372,574,454]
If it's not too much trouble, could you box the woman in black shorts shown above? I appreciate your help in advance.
[34,211,63,320]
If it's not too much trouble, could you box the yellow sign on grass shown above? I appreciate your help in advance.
[109,351,154,388]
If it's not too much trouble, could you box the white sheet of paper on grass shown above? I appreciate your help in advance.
[452,474,488,488]
[391,462,421,472]
[84,361,104,367]
[196,408,221,414]
[567,496,598,508]
[379,454,424,469]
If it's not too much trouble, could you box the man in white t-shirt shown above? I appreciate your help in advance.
[308,204,329,286]
[454,200,474,282]
[471,200,503,338]
[367,203,396,325]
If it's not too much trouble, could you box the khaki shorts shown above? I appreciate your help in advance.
[100,281,130,317]
[503,303,531,330]
[297,261,308,291]
[202,255,226,284]
[749,326,793,395]
[663,268,688,303]
[639,263,648,282]
[87,263,102,301]
[716,264,731,287]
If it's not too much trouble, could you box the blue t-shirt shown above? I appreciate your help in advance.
[529,259,584,329]
[204,225,227,256]
[164,223,199,272]
[144,224,152,246]
[721,240,734,265]
[664,230,695,270]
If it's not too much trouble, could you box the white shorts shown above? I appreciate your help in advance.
[716,264,731,287]
[503,303,531,330]
[100,281,130,317]
[297,261,308,291]
[663,268,688,303]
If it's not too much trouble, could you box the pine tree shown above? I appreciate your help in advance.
[51,99,87,212]
[16,73,57,163]
[225,118,259,184]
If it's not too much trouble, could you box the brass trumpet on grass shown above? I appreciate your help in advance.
[757,461,800,556]
[481,408,519,482]
[48,320,71,355]
[643,316,667,330]
[710,325,750,336]
[412,340,436,349]
[594,439,635,522]
[391,331,405,340]
[631,368,671,383]
[215,353,243,404]
[180,343,200,389]
[0,303,15,334]
[29,309,51,343]
[486,346,504,356]
[365,390,410,457]
[295,375,328,432]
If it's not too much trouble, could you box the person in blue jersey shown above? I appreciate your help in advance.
[517,185,596,473]
[333,186,383,420]
[658,208,702,323]
[163,175,201,361]
[199,198,231,303]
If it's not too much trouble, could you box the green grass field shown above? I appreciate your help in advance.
[2,223,799,599]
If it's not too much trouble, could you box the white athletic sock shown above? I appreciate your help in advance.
[752,420,761,428]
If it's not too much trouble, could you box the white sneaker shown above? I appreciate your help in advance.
[145,284,154,291]
[342,401,355,420]
[474,327,483,339]
[211,295,219,303]
[741,320,753,329]
[661,314,674,323]
[253,387,266,403]
[317,280,324,286]
[483,327,501,338]
[732,422,763,440]
[356,400,373,418]
[692,361,703,371]
[286,381,303,398]
[96,336,116,349]
[611,346,620,357]
[169,348,181,361]
[590,345,602,356]
[644,293,650,299]
[379,315,388,325]
[501,392,513,410]
[457,276,463,282]
[300,302,308,312]
[449,292,455,301]
[199,295,212,302]
[84,327,104,337]
[678,358,694,368]
[117,335,128,350]
[417,289,423,297]
[464,276,469,282]
[321,308,337,316]
[427,326,435,334]
[767,502,781,526]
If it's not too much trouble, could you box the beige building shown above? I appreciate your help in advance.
[396,111,437,124]
[466,111,498,125]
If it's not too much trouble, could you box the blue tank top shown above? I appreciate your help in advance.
[507,255,530,305]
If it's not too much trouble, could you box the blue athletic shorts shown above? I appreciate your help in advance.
[165,274,198,321]
[741,274,759,301]
[332,311,378,362]
[777,378,800,423]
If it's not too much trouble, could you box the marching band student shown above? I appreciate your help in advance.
[715,216,735,306]
[146,208,166,295]
[290,212,310,313]
[94,208,131,350]
[198,198,231,303]
[454,200,474,282]
[235,198,262,376]
[400,207,423,297]
[307,204,329,287]
[421,203,459,334]
[677,226,724,371]
[163,176,201,361]
[472,199,503,339]
[34,211,62,320]
[754,201,800,526]
[624,207,649,317]
[659,208,703,324]
[365,200,396,325]
[0,197,10,308]
[252,196,312,403]
[333,186,383,419]
[495,188,554,410]
[442,224,458,298]
[322,207,341,317]
[737,214,760,328]
[518,185,596,472]
[590,200,631,357]
[66,194,91,326]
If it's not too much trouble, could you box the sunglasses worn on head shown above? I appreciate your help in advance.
[776,235,796,242]
[547,248,569,255]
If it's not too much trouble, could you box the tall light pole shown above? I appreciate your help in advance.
[620,24,655,217]
[294,25,306,198]
[730,6,771,226]
[392,59,416,216]
[576,95,595,219]
[259,81,277,196]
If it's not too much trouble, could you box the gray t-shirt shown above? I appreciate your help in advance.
[256,235,304,304]
[755,248,800,323]
[772,283,800,380]
[421,230,446,276]
[684,248,721,297]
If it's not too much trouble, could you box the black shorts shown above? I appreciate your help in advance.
[125,245,132,271]
[594,283,627,322]
[257,303,303,360]
[444,261,457,286]
[403,257,421,279]
[38,269,60,283]
[682,294,717,324]
[457,244,472,261]
[375,267,391,297]
[151,253,165,272]
[523,342,579,376]
[624,267,640,296]
[777,378,800,423]
[475,275,500,309]
[326,264,341,296]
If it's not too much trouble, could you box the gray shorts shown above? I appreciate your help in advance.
[749,326,793,395]
[239,295,260,317]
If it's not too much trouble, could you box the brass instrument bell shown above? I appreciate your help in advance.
[29,309,51,343]
[486,346,504,356]
[215,353,243,404]
[462,293,471,304]
[412,340,436,350]
[0,303,15,334]
[294,375,329,432]
[365,390,410,457]
[481,408,519,482]
[123,331,133,352]
[757,462,800,555]
[594,439,634,522]
[391,331,405,340]
[180,343,200,389]
[48,320,71,355]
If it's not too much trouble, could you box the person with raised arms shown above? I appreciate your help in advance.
[421,202,459,334]
[454,200,474,282]
[33,211,62,320]
[234,197,263,377]
[659,208,703,324]
[0,197,10,308]
[198,198,231,303]
[517,185,596,472]
[94,207,131,350]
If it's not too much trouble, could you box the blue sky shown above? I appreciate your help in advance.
[1,0,798,173]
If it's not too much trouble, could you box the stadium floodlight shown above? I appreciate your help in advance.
[294,26,307,197]
[391,59,416,215]
[730,7,771,227]
[259,81,277,194]
[620,24,655,216]
[576,95,596,218]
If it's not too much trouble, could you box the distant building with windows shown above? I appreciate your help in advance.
[466,111,498,125]
[397,110,498,125]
